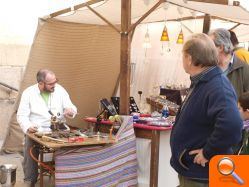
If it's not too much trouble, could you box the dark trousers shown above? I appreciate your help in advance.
[178,175,209,187]
[23,136,39,183]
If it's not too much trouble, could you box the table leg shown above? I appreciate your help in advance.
[150,130,160,187]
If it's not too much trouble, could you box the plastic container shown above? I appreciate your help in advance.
[0,164,17,186]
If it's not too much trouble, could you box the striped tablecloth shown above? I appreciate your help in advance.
[55,116,138,187]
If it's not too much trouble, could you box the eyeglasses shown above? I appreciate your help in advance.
[44,79,58,86]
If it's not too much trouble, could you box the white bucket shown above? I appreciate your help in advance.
[0,164,17,186]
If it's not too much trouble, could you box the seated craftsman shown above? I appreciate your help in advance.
[17,69,77,186]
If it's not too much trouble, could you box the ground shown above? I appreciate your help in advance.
[0,140,53,187]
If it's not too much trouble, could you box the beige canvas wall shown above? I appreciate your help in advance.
[2,18,120,152]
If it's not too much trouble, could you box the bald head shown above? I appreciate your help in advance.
[183,33,218,67]
[36,69,55,83]
[37,69,57,92]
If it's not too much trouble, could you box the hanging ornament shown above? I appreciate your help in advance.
[143,25,151,64]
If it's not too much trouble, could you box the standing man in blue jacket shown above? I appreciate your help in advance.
[170,33,243,187]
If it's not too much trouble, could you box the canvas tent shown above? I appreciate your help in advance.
[2,0,249,153]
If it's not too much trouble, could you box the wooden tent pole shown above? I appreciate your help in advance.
[120,0,131,115]
[203,14,211,34]
[119,0,163,115]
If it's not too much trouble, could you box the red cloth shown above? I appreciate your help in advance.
[83,117,172,131]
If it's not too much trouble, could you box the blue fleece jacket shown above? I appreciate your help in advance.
[170,66,243,181]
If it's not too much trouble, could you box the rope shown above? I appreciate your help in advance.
[29,145,55,174]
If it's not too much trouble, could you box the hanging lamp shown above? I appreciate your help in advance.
[143,27,152,48]
[160,25,170,41]
[176,29,184,44]
[176,6,184,44]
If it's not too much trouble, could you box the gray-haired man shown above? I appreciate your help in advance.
[209,28,249,99]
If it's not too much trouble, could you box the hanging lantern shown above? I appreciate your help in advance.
[176,29,184,44]
[143,30,152,48]
[160,25,170,41]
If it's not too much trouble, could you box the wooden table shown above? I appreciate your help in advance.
[27,132,116,187]
[27,133,116,149]
[84,117,173,187]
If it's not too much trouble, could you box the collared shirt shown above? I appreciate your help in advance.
[190,66,216,87]
[17,83,77,133]
[244,120,249,132]
[181,66,216,111]
[223,54,234,75]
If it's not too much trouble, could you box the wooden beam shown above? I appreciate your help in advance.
[229,23,241,30]
[203,14,211,34]
[120,0,131,115]
[167,1,247,25]
[182,22,194,33]
[144,15,205,24]
[144,15,249,26]
[210,16,249,25]
[186,0,228,5]
[127,0,164,34]
[86,4,120,34]
[74,0,104,9]
[49,0,104,18]
[187,0,240,5]
[50,0,120,34]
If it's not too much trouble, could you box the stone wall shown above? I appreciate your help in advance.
[0,66,25,140]
[0,43,29,140]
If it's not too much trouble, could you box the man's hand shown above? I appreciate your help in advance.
[189,148,208,167]
[27,127,38,133]
[63,108,75,119]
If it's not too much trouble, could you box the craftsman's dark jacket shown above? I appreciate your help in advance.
[170,66,243,181]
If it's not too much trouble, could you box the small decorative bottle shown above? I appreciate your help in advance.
[162,104,169,118]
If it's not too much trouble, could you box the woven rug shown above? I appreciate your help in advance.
[55,116,138,187]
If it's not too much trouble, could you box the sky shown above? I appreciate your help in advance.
[0,0,87,44]
[0,0,248,45]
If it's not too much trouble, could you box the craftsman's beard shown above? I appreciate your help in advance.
[44,85,55,93]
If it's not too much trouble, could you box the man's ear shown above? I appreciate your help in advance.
[187,55,192,66]
[218,45,224,53]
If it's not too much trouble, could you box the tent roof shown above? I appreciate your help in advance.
[45,0,249,25]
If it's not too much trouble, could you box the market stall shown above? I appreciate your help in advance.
[2,0,249,186]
